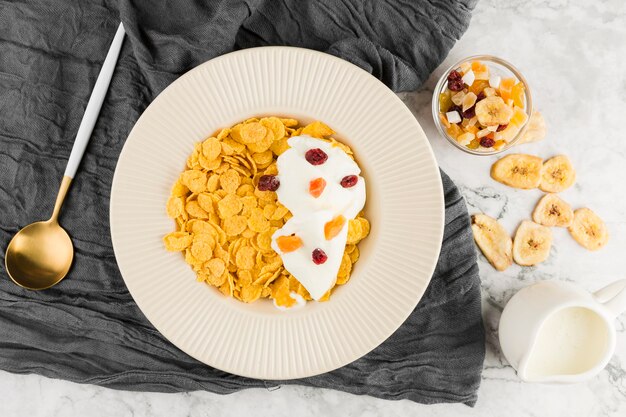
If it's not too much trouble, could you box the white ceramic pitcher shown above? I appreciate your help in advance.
[499,279,626,383]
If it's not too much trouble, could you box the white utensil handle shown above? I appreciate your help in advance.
[64,22,125,179]
[594,279,626,318]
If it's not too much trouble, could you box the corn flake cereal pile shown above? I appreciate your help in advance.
[163,118,370,307]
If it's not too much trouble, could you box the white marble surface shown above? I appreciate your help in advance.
[2,0,626,416]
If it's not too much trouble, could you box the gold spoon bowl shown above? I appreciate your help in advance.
[5,177,73,290]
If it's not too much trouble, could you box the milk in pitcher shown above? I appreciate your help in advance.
[524,307,610,379]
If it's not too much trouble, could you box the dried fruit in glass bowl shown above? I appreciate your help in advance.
[438,59,529,152]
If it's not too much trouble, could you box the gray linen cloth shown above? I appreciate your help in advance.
[0,0,484,406]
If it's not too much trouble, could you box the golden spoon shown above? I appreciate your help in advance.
[4,23,126,290]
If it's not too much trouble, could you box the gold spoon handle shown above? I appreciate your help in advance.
[49,176,72,224]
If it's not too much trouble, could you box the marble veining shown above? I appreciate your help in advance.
[1,0,625,415]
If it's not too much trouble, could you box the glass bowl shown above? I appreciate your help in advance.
[432,55,533,156]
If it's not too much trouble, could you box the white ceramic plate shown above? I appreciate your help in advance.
[110,47,444,380]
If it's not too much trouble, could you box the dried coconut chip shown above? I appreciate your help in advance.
[462,70,475,87]
[446,111,462,124]
[477,129,491,138]
[457,132,475,145]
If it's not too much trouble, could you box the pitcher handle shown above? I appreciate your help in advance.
[594,279,626,318]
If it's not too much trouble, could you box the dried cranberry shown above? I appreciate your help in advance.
[448,79,464,92]
[257,175,280,191]
[476,91,486,102]
[312,248,328,265]
[496,124,508,132]
[447,70,462,82]
[462,106,475,119]
[480,137,495,148]
[305,148,328,165]
[340,175,358,188]
[447,70,464,91]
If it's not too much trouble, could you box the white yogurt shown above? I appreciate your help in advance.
[275,136,366,219]
[271,210,349,300]
[271,136,366,302]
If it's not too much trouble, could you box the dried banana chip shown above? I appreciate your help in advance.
[532,194,574,227]
[513,220,552,266]
[475,96,513,126]
[517,111,546,144]
[540,155,575,193]
[471,214,512,271]
[568,208,608,251]
[491,153,543,189]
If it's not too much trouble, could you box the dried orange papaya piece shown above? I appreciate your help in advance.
[468,79,489,96]
[446,123,463,139]
[309,177,326,198]
[499,78,516,103]
[324,215,346,240]
[276,235,303,253]
[511,82,525,108]
[471,61,489,80]
[471,61,488,72]
[509,106,529,127]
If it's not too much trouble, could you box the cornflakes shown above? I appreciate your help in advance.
[171,181,189,197]
[217,194,242,218]
[205,258,226,279]
[223,215,248,236]
[164,118,370,307]
[202,137,221,161]
[166,196,185,219]
[346,219,363,245]
[219,169,241,193]
[185,201,209,219]
[196,193,215,214]
[180,170,207,193]
[163,231,192,252]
